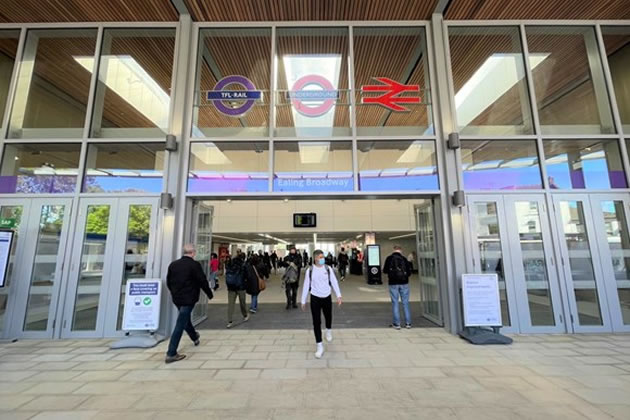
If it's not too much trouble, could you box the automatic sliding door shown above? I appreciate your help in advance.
[415,200,442,325]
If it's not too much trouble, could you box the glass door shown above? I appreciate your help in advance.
[1,198,72,339]
[468,195,564,333]
[415,199,443,325]
[190,201,213,325]
[551,195,612,333]
[62,197,159,338]
[587,195,630,333]
[0,200,30,338]
[503,196,564,333]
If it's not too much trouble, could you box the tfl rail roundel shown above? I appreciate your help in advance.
[207,75,262,117]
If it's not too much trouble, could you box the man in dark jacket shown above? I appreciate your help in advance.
[165,244,213,363]
[284,246,302,309]
[382,245,413,330]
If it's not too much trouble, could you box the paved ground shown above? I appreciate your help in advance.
[1,330,630,420]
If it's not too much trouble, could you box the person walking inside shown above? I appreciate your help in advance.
[270,250,278,274]
[383,245,413,329]
[246,253,265,314]
[165,244,214,363]
[225,252,249,328]
[301,249,342,359]
[337,247,349,281]
[209,252,220,290]
[283,246,302,309]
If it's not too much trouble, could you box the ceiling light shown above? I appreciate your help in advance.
[227,199,232,203]
[283,198,289,203]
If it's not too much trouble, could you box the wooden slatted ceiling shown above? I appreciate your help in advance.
[445,0,630,20]
[184,0,438,21]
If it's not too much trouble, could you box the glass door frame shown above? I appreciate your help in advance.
[188,200,213,325]
[102,197,160,337]
[502,194,565,333]
[414,198,444,326]
[585,193,630,333]
[2,198,73,339]
[61,197,160,338]
[551,193,613,333]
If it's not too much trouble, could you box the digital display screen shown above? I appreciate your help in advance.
[293,213,316,228]
[367,245,380,266]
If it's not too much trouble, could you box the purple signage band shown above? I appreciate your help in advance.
[290,75,337,117]
[208,75,261,117]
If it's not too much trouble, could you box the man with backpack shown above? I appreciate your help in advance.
[383,245,413,330]
[282,246,302,309]
[301,249,342,359]
[337,247,349,281]
[225,252,249,328]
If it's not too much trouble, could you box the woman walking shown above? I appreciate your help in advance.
[301,249,342,359]
[209,252,219,290]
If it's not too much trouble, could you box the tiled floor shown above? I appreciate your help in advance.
[1,330,630,419]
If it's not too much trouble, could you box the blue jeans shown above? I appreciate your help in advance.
[209,271,217,289]
[167,305,196,357]
[389,284,411,326]
[250,294,258,311]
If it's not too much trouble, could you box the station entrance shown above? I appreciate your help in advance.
[185,197,445,329]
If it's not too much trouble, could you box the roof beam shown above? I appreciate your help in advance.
[170,0,191,16]
[433,0,452,15]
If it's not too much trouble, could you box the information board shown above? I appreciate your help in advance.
[122,279,162,331]
[0,230,15,288]
[462,273,502,327]
[367,245,380,266]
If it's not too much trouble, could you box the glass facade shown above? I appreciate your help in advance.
[0,19,629,339]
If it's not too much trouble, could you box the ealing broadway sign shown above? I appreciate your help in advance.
[207,74,422,117]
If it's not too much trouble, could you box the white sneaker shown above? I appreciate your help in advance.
[315,343,324,359]
[325,329,333,342]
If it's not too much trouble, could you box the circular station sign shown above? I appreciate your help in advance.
[289,75,337,117]
[207,75,261,117]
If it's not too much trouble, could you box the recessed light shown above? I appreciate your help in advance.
[227,199,232,203]
[283,198,289,203]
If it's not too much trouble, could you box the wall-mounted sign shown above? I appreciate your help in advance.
[0,230,15,288]
[289,75,338,117]
[293,213,317,228]
[207,75,261,117]
[361,77,421,112]
[462,273,502,327]
[0,218,16,229]
[122,279,162,331]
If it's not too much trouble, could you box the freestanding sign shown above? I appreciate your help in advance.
[366,244,382,285]
[122,279,162,331]
[0,229,15,288]
[462,273,502,327]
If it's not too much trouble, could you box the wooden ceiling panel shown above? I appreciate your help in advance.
[445,0,630,20]
[184,0,438,21]
[0,0,177,22]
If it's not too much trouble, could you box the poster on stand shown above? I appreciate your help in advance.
[0,230,15,288]
[122,279,162,331]
[462,273,502,327]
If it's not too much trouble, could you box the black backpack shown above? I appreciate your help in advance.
[226,258,245,289]
[390,254,408,282]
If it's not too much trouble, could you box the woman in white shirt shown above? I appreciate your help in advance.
[301,249,343,359]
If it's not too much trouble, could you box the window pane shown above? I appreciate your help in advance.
[23,205,66,331]
[273,141,353,192]
[276,27,350,137]
[83,143,164,193]
[461,140,542,190]
[0,30,20,126]
[602,27,630,134]
[526,26,615,135]
[193,28,271,138]
[90,29,176,138]
[544,139,627,189]
[0,143,81,193]
[358,140,438,191]
[9,29,97,138]
[354,27,432,136]
[188,142,269,193]
[448,26,533,135]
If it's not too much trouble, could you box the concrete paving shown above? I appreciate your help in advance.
[1,330,630,419]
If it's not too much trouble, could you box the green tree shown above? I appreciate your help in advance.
[85,206,110,235]
[127,205,151,239]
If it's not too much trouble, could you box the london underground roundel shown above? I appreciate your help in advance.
[207,75,262,117]
[289,75,337,117]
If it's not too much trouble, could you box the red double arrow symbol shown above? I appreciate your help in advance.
[361,77,421,112]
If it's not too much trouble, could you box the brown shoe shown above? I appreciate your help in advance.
[165,353,186,364]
